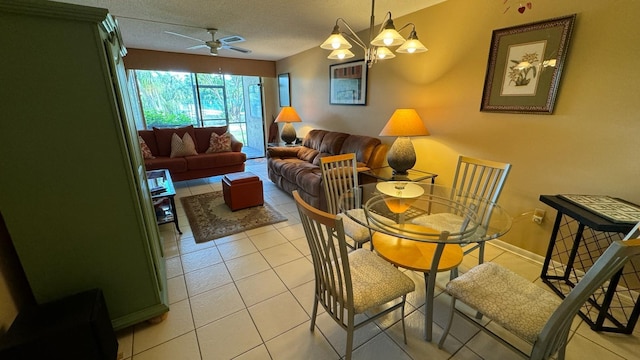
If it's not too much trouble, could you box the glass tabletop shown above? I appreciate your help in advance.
[339,182,512,244]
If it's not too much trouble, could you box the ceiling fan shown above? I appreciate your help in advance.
[165,28,251,56]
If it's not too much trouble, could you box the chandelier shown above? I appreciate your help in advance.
[320,0,428,68]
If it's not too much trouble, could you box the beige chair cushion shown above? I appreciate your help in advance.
[411,213,486,242]
[348,249,415,313]
[337,209,395,244]
[446,262,562,342]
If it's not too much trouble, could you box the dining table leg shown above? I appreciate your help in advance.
[424,242,446,341]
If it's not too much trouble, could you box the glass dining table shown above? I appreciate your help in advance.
[339,181,512,341]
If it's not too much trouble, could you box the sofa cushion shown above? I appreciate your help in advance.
[341,135,381,164]
[194,126,227,153]
[138,130,159,155]
[297,147,319,162]
[153,125,196,156]
[302,129,328,151]
[185,152,247,170]
[170,132,198,157]
[205,132,233,153]
[296,167,323,197]
[319,131,349,155]
[144,156,188,173]
[138,135,155,159]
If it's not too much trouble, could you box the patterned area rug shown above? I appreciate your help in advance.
[181,191,287,243]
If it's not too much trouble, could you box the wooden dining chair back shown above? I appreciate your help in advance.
[293,191,415,360]
[320,153,373,249]
[438,233,640,360]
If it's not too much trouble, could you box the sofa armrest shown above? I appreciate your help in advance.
[367,144,388,168]
[230,134,243,152]
[267,146,300,158]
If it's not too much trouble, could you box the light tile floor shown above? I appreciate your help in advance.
[117,158,639,360]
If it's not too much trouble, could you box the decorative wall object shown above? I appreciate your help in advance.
[329,60,367,105]
[480,14,576,114]
[278,73,290,107]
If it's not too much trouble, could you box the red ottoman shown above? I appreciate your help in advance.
[222,171,264,211]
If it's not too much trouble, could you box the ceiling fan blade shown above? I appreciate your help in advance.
[218,35,246,44]
[187,44,209,50]
[223,45,252,54]
[164,31,205,43]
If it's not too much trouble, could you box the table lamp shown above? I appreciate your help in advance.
[379,109,430,174]
[275,106,302,145]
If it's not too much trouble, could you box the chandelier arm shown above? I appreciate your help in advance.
[336,18,367,49]
[376,11,393,35]
[397,23,415,33]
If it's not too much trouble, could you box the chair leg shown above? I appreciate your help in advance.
[438,296,457,349]
[478,242,485,264]
[401,295,408,344]
[310,298,319,331]
[346,316,355,360]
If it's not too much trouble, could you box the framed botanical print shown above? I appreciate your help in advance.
[480,14,576,114]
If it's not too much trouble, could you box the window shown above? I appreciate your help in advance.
[132,70,265,158]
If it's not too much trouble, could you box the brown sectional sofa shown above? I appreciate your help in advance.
[267,129,387,211]
[139,125,247,182]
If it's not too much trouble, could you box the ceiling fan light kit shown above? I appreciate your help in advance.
[320,0,428,68]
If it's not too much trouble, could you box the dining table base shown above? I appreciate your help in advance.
[372,230,463,341]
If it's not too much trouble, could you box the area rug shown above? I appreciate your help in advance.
[180,191,287,243]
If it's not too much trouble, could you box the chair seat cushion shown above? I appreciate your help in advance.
[411,213,486,243]
[337,209,396,244]
[446,262,562,342]
[348,249,415,313]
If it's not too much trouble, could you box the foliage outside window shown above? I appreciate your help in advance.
[133,70,251,143]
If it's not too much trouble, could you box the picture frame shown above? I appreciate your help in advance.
[278,73,290,107]
[480,14,576,114]
[329,60,367,105]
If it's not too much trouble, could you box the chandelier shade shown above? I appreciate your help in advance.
[319,1,427,68]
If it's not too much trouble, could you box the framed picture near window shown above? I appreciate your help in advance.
[278,73,290,107]
[480,14,576,114]
[329,60,367,105]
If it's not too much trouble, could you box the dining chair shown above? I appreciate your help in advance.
[438,229,640,359]
[412,155,511,264]
[293,190,415,360]
[320,153,374,249]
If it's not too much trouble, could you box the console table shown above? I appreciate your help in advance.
[539,195,640,333]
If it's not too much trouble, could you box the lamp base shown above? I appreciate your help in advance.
[387,137,416,175]
[280,122,297,145]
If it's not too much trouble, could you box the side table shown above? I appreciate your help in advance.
[360,166,438,184]
[539,195,640,333]
[147,169,181,234]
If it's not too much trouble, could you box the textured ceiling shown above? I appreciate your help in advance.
[54,0,445,61]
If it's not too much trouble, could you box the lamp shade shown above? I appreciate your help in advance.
[370,19,405,47]
[328,49,355,60]
[320,25,352,50]
[379,109,429,137]
[396,30,428,54]
[379,109,429,175]
[375,46,396,60]
[275,106,302,123]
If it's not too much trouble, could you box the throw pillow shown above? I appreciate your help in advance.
[138,135,155,159]
[170,132,198,157]
[205,132,233,153]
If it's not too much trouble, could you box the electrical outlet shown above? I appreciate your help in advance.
[532,208,546,224]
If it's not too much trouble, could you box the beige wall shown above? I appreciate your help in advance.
[275,0,640,256]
